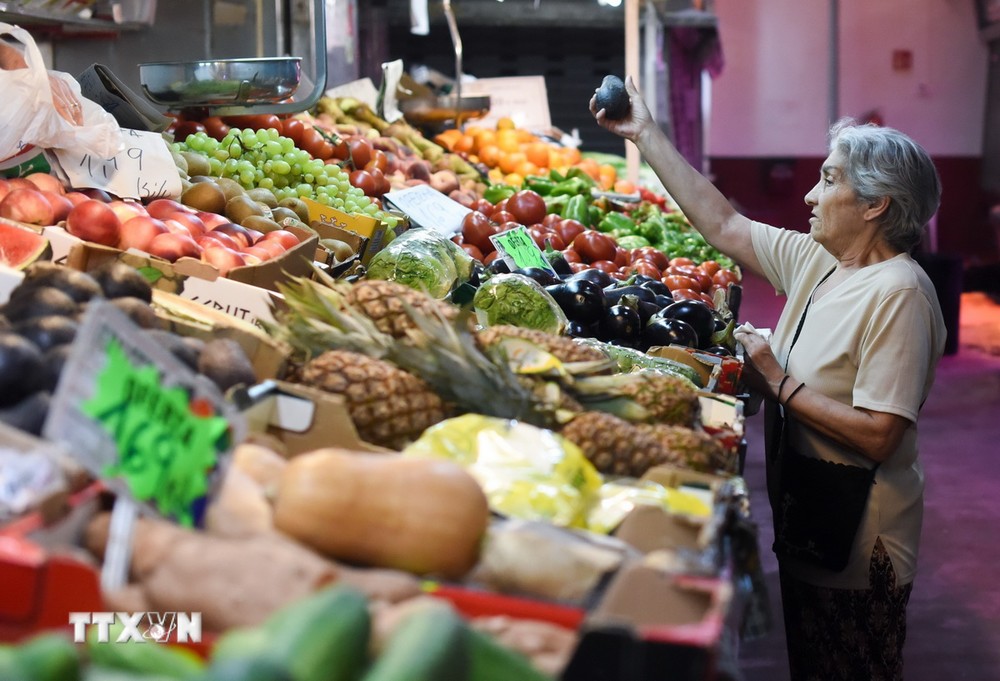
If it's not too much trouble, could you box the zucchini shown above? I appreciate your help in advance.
[9,633,81,681]
[362,604,469,681]
[85,625,203,679]
[213,583,370,681]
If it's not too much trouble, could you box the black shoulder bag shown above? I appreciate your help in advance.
[769,271,879,572]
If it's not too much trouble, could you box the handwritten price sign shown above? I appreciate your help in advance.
[490,225,554,273]
[49,128,183,200]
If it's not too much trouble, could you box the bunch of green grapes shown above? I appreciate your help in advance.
[173,128,398,228]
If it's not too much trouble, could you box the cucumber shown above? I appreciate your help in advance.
[193,656,295,681]
[9,632,81,681]
[361,605,469,681]
[212,583,371,681]
[85,623,204,679]
[468,628,555,681]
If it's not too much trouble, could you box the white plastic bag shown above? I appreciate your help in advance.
[0,23,123,162]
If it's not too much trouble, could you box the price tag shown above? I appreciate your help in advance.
[43,300,243,527]
[461,76,552,131]
[489,225,554,273]
[382,184,471,236]
[46,128,183,201]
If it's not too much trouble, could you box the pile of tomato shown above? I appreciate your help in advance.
[454,188,741,308]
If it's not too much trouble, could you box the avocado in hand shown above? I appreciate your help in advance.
[595,75,630,120]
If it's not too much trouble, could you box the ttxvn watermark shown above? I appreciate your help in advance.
[69,611,202,643]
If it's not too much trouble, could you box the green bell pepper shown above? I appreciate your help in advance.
[560,194,592,226]
[597,211,637,235]
[483,183,516,204]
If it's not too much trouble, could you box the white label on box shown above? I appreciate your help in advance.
[461,76,552,131]
[383,184,471,236]
[42,225,81,265]
[0,265,24,304]
[324,78,380,110]
[179,275,278,328]
[48,128,183,201]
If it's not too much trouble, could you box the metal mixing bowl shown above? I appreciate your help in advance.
[139,57,302,107]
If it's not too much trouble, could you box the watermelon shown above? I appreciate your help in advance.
[0,221,49,270]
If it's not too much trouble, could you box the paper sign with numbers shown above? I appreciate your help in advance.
[46,128,183,200]
[489,225,554,273]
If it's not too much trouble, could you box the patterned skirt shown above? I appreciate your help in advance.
[779,538,912,681]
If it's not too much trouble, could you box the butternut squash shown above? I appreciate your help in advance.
[273,448,490,580]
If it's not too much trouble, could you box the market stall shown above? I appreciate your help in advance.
[0,5,770,680]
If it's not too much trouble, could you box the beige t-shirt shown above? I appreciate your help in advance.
[750,221,946,589]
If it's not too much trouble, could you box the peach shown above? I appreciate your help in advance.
[146,198,190,220]
[147,232,202,262]
[65,199,121,246]
[24,172,65,195]
[201,245,247,276]
[0,188,57,225]
[119,215,168,252]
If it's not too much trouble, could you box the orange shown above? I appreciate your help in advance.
[496,116,516,131]
[477,144,501,168]
[496,129,520,153]
[598,163,617,190]
[453,134,475,154]
[563,146,582,165]
[499,150,527,175]
[576,157,601,181]
[515,160,539,178]
[525,142,551,169]
[434,129,462,150]
[473,128,496,151]
[614,179,637,195]
[504,172,524,188]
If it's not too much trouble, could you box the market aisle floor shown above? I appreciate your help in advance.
[734,271,1000,681]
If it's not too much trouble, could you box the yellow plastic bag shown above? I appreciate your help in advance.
[586,478,713,535]
[402,414,602,528]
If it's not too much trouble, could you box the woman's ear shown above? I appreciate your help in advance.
[864,196,890,221]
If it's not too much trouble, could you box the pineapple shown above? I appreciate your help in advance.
[475,325,610,365]
[300,350,449,450]
[560,411,727,477]
[569,370,701,427]
[343,279,460,338]
[636,423,733,474]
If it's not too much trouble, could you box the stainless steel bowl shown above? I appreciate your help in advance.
[139,57,302,107]
[399,94,491,126]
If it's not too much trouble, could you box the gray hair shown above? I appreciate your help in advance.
[828,117,941,253]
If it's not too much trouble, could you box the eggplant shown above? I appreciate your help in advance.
[638,279,671,298]
[632,274,659,286]
[702,344,734,357]
[636,300,660,325]
[545,279,607,324]
[513,267,562,288]
[653,293,674,309]
[570,267,615,289]
[604,284,656,305]
[566,319,600,338]
[642,317,699,349]
[657,299,716,348]
[599,304,642,343]
[486,258,511,275]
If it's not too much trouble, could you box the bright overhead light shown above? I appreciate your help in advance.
[598,0,623,6]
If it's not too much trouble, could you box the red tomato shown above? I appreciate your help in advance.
[497,221,522,234]
[462,211,499,253]
[348,138,373,169]
[554,218,586,245]
[222,114,281,131]
[461,243,484,261]
[301,127,334,160]
[543,232,566,251]
[698,260,722,277]
[613,247,630,267]
[527,227,549,249]
[173,120,206,140]
[281,118,305,145]
[484,249,503,265]
[670,287,707,303]
[631,246,669,270]
[628,260,662,280]
[331,138,349,161]
[472,198,494,215]
[569,262,590,274]
[201,116,230,141]
[349,169,378,197]
[713,268,742,287]
[492,198,509,214]
[542,213,563,227]
[489,210,518,225]
[669,256,696,269]
[561,248,582,264]
[662,275,701,292]
[590,259,619,274]
[506,189,547,226]
[669,265,711,292]
[365,149,388,173]
[573,231,617,263]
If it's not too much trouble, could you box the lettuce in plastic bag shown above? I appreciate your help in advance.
[472,273,568,334]
[365,228,473,299]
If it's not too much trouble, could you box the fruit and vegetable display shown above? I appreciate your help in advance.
[0,69,760,681]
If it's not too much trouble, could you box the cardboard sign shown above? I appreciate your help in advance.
[43,300,244,527]
[324,78,380,110]
[382,184,471,236]
[461,76,552,131]
[490,225,554,272]
[47,128,182,201]
[178,275,279,328]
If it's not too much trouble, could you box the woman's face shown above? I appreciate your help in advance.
[804,149,869,256]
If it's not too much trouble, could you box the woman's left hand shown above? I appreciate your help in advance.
[49,73,83,126]
[734,328,784,398]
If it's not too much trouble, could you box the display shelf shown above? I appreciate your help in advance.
[0,2,146,34]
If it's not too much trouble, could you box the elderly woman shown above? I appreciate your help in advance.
[592,77,946,680]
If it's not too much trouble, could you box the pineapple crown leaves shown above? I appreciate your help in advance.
[391,300,555,427]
